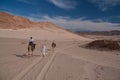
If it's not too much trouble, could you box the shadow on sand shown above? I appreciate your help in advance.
[14,54,41,58]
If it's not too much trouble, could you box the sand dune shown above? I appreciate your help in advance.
[0,28,89,41]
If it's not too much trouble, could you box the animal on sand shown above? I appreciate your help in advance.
[28,43,36,56]
[28,37,36,56]
[51,41,56,51]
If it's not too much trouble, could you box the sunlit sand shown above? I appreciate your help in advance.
[0,28,120,80]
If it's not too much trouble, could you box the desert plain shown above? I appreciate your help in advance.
[0,28,120,80]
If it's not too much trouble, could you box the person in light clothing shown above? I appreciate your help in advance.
[41,44,47,57]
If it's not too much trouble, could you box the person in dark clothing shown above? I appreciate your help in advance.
[29,37,34,46]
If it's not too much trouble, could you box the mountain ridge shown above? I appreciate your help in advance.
[75,30,120,35]
[0,11,63,30]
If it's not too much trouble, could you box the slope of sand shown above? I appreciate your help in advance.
[0,29,120,80]
[0,28,88,41]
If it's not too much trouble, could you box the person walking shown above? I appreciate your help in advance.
[51,41,56,51]
[41,44,47,57]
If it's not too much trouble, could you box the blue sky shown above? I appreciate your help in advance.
[0,0,120,31]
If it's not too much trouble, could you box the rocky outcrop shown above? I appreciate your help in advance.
[86,40,120,51]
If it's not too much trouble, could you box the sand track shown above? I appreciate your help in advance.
[12,57,42,80]
[5,40,75,80]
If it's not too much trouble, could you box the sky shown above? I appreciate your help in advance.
[0,0,120,31]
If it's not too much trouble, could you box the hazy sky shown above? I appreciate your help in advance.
[0,0,120,31]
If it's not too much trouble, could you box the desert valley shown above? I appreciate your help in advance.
[0,12,120,80]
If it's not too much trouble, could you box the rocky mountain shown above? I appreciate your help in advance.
[76,30,120,35]
[0,12,62,30]
[0,12,35,29]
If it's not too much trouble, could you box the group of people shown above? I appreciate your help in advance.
[28,37,56,57]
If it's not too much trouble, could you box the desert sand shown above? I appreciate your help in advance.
[0,28,120,80]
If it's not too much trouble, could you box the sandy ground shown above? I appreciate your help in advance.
[0,29,120,80]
